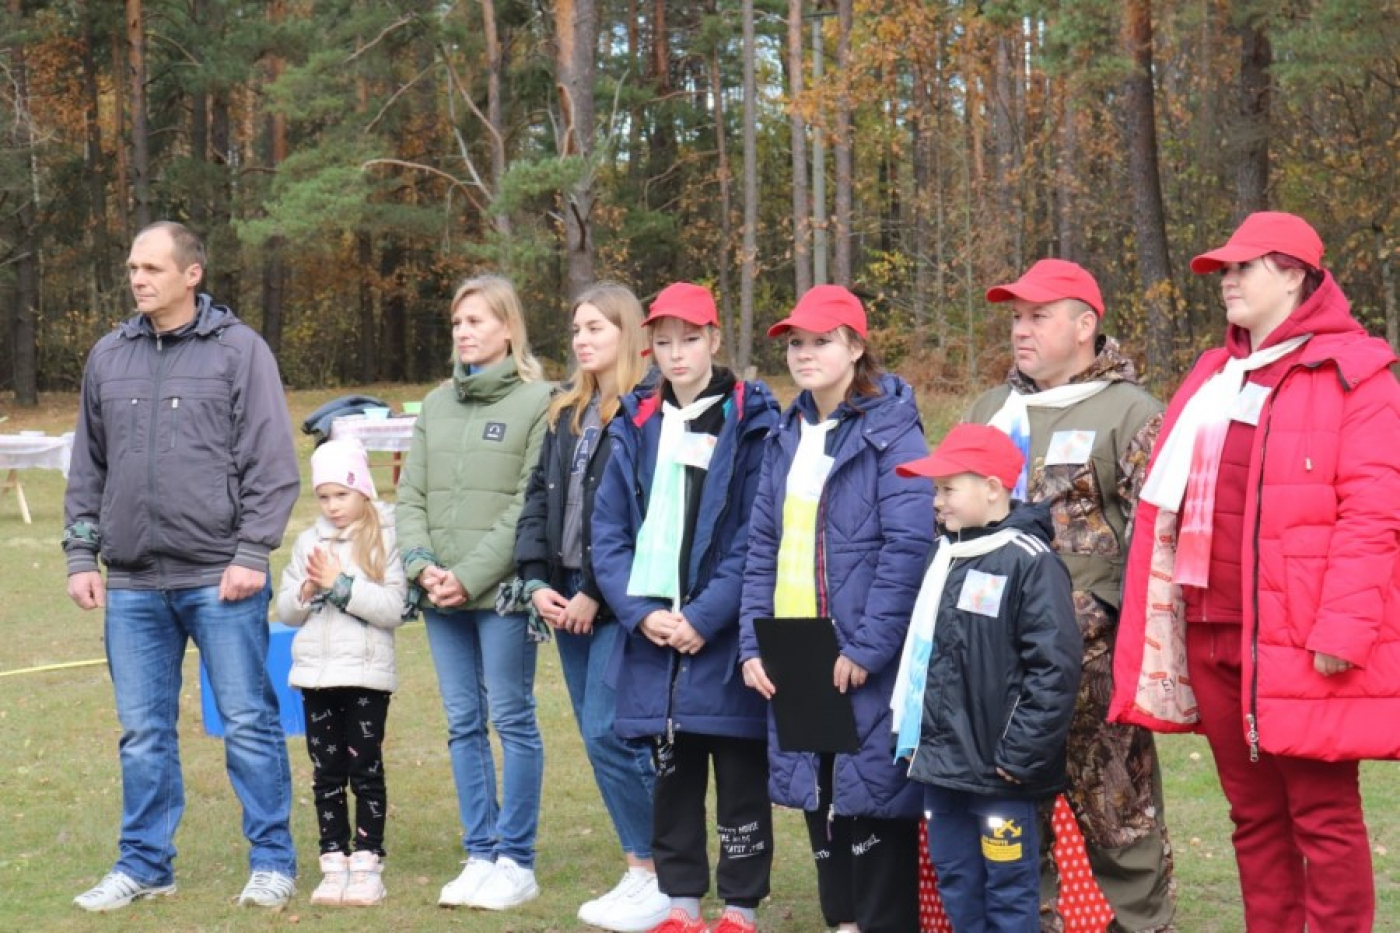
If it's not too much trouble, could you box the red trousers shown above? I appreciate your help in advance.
[1187,625,1374,932]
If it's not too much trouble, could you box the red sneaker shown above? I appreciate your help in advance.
[648,907,709,933]
[710,909,758,933]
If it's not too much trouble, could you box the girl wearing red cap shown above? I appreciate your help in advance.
[739,285,934,933]
[1111,211,1400,931]
[592,282,780,933]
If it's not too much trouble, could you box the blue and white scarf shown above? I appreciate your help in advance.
[986,381,1110,499]
[891,529,1020,762]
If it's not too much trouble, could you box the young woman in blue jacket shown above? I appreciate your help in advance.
[739,286,934,933]
[592,282,780,933]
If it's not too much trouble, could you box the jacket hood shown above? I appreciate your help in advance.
[781,372,922,444]
[453,357,525,405]
[118,292,238,340]
[619,370,778,432]
[943,500,1053,546]
[1223,271,1396,387]
[1006,335,1143,394]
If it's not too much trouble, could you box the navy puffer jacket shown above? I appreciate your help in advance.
[593,379,781,740]
[739,374,934,818]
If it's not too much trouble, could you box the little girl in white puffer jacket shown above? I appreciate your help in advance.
[277,439,407,907]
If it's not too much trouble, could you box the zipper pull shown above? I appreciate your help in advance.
[826,803,836,842]
[666,717,674,745]
[172,397,180,410]
[1245,713,1260,763]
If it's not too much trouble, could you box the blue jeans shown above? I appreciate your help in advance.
[924,786,1040,933]
[104,584,296,886]
[555,580,655,858]
[424,608,543,867]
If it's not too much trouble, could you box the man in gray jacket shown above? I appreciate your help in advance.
[64,221,302,912]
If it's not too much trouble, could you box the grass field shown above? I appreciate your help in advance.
[1,385,1395,931]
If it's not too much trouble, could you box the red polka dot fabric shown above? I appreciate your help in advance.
[918,795,1115,931]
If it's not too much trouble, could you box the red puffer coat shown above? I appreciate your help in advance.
[1110,272,1400,761]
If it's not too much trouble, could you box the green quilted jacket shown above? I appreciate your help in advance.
[396,358,552,611]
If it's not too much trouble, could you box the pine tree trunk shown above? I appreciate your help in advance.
[1122,0,1176,385]
[482,0,512,240]
[1232,11,1271,215]
[79,0,115,313]
[554,0,597,297]
[260,0,287,351]
[8,0,39,404]
[787,0,811,297]
[832,0,853,286]
[126,0,151,231]
[739,0,758,373]
[711,46,736,339]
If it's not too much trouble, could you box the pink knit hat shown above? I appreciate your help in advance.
[311,439,377,500]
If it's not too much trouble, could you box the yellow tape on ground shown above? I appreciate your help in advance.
[0,647,196,679]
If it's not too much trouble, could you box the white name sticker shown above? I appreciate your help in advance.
[1230,382,1271,427]
[1044,429,1096,466]
[956,569,1008,617]
[675,431,717,470]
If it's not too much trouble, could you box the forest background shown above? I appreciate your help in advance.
[0,0,1396,403]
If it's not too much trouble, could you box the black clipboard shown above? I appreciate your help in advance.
[752,617,859,753]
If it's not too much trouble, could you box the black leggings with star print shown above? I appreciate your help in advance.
[302,687,391,856]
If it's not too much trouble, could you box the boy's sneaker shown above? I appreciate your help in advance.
[73,871,176,912]
[579,868,671,931]
[237,870,296,908]
[309,852,349,906]
[710,908,758,933]
[467,856,539,910]
[341,850,386,907]
[439,856,495,906]
[647,907,709,933]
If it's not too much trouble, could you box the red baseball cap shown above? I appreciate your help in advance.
[986,258,1104,317]
[643,282,719,327]
[767,285,868,338]
[896,423,1025,489]
[1190,211,1324,274]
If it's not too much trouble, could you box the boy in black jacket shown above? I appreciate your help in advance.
[890,423,1081,931]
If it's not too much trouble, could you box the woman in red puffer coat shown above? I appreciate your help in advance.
[1110,212,1400,932]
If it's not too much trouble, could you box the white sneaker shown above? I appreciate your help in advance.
[309,852,349,906]
[73,871,176,912]
[439,857,495,907]
[578,868,671,932]
[341,850,386,907]
[237,870,296,908]
[468,856,539,910]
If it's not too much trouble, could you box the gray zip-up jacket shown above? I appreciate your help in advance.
[63,294,300,590]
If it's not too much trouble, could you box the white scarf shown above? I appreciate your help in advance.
[1141,335,1310,511]
[891,529,1021,760]
[987,381,1111,498]
[627,394,724,608]
[1138,334,1309,587]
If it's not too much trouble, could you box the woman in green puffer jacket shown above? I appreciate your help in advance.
[396,274,553,912]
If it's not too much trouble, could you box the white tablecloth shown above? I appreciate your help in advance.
[0,433,75,476]
[329,415,416,452]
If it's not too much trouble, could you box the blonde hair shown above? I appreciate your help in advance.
[344,498,387,583]
[451,274,545,382]
[548,282,649,433]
